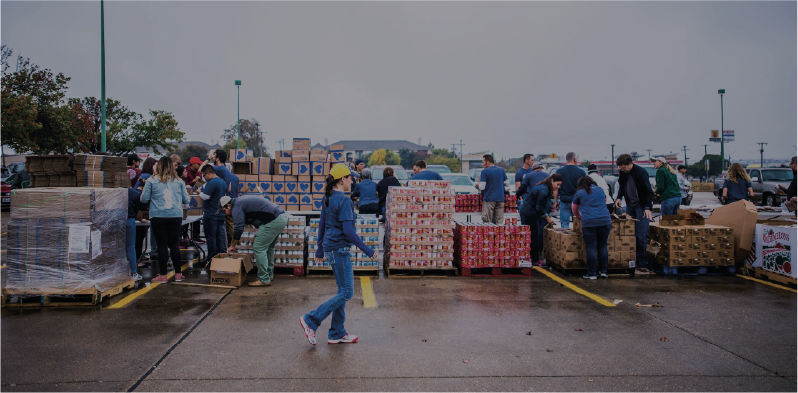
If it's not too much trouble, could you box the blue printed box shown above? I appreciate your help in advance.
[263,193,273,203]
[272,194,286,204]
[259,181,273,193]
[284,181,298,193]
[275,162,292,176]
[330,150,345,163]
[312,181,326,194]
[292,162,311,176]
[298,181,311,193]
[272,181,285,194]
[310,161,325,176]
[299,194,313,205]
[285,194,300,205]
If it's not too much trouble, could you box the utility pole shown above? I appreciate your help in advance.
[682,146,689,167]
[701,144,709,180]
[458,139,465,173]
[611,144,615,174]
[718,89,726,170]
[451,143,457,157]
[646,149,653,161]
[100,0,106,153]
[757,142,767,168]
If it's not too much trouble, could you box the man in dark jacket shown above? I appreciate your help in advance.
[787,156,798,217]
[614,154,654,272]
[377,167,401,222]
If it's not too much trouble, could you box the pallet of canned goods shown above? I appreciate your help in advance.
[454,222,532,277]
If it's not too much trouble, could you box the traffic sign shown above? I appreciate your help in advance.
[723,130,734,142]
[710,138,722,143]
[711,130,720,138]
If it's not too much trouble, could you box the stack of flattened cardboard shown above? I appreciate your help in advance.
[23,155,77,188]
[648,210,735,267]
[544,214,637,270]
[74,155,128,188]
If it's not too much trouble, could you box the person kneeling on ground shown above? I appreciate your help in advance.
[222,195,288,287]
[300,164,378,347]
[352,169,380,215]
[572,176,612,279]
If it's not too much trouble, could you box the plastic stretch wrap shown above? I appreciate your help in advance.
[5,187,130,296]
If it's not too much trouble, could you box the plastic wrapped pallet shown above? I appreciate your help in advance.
[5,187,130,295]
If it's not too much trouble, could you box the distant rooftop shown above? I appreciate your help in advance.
[327,140,430,151]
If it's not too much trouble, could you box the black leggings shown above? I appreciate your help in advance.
[150,217,183,275]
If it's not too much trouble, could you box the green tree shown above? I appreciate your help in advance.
[221,118,268,157]
[428,155,460,172]
[221,139,249,155]
[398,148,415,169]
[169,144,211,162]
[384,149,401,165]
[687,154,723,179]
[368,149,387,166]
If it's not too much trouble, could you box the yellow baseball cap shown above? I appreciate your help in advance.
[329,163,351,180]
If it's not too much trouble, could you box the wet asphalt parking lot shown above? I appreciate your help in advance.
[1,193,796,392]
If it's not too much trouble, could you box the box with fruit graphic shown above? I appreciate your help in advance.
[753,224,797,279]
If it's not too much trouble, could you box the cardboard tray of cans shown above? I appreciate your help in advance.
[454,222,532,268]
[307,215,380,270]
[275,217,306,266]
[455,194,519,213]
[544,214,637,270]
[385,185,456,270]
[648,211,735,267]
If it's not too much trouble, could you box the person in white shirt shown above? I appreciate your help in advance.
[587,164,614,214]
[676,165,691,201]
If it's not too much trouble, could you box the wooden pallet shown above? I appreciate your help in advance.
[384,265,457,278]
[2,277,136,307]
[458,266,532,277]
[306,266,380,276]
[548,262,636,277]
[754,268,797,288]
[656,264,736,276]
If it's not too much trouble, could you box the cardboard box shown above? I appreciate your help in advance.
[312,195,325,210]
[330,150,345,163]
[752,223,797,278]
[285,194,300,205]
[259,181,273,193]
[310,161,324,176]
[300,205,314,211]
[659,210,705,227]
[309,151,328,161]
[291,150,310,162]
[292,138,310,150]
[329,144,344,151]
[312,180,326,193]
[273,194,286,204]
[292,162,311,176]
[210,253,253,287]
[229,149,254,162]
[272,181,285,193]
[275,150,292,163]
[254,157,272,175]
[264,193,274,203]
[285,204,300,211]
[259,174,272,182]
[231,161,252,175]
[298,180,312,193]
[300,194,313,205]
[187,195,204,216]
[275,162,292,176]
[706,200,758,266]
[284,181,299,193]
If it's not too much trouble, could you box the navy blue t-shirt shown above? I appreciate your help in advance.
[572,186,612,228]
[128,188,147,219]
[480,166,507,202]
[353,179,379,206]
[723,178,752,203]
[557,165,586,203]
[213,165,233,195]
[321,191,357,252]
[412,170,444,181]
[202,177,227,217]
[229,173,240,198]
[515,167,534,184]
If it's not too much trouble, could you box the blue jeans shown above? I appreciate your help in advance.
[660,196,681,216]
[203,215,227,261]
[559,202,572,228]
[304,248,354,340]
[125,218,137,274]
[520,212,547,262]
[583,224,611,276]
[628,206,650,268]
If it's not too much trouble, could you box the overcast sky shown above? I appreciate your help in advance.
[2,1,796,162]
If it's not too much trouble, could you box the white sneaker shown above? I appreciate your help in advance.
[132,273,143,281]
[328,334,359,344]
[299,316,317,346]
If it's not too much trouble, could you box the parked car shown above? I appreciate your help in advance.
[1,166,10,183]
[5,162,24,176]
[425,165,452,174]
[714,168,794,206]
[370,165,410,185]
[1,177,12,210]
[440,173,478,195]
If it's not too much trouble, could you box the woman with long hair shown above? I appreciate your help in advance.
[518,173,563,266]
[140,157,158,181]
[140,156,190,283]
[572,176,612,279]
[136,157,160,266]
[651,157,682,215]
[300,164,378,347]
[722,163,754,204]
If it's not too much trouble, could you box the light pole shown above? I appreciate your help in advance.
[235,80,242,149]
[718,89,725,170]
[100,0,107,153]
[611,144,615,174]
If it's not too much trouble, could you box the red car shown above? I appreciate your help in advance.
[1,181,11,209]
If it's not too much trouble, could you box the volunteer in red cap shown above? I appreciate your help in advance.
[183,157,204,188]
[299,163,378,347]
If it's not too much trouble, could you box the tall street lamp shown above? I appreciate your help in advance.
[235,80,242,149]
[100,0,107,153]
[718,89,726,170]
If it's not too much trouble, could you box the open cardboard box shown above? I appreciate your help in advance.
[210,253,254,287]
[706,200,758,266]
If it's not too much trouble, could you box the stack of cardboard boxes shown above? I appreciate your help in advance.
[384,180,457,270]
[74,155,128,188]
[544,215,637,270]
[648,211,735,267]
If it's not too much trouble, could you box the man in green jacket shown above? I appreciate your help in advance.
[651,157,682,216]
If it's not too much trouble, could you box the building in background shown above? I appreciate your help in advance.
[326,140,431,162]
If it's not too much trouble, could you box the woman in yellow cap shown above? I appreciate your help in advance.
[299,164,378,346]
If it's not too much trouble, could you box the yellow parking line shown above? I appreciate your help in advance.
[533,267,617,307]
[108,261,191,309]
[1,264,6,269]
[737,274,797,293]
[359,277,377,308]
